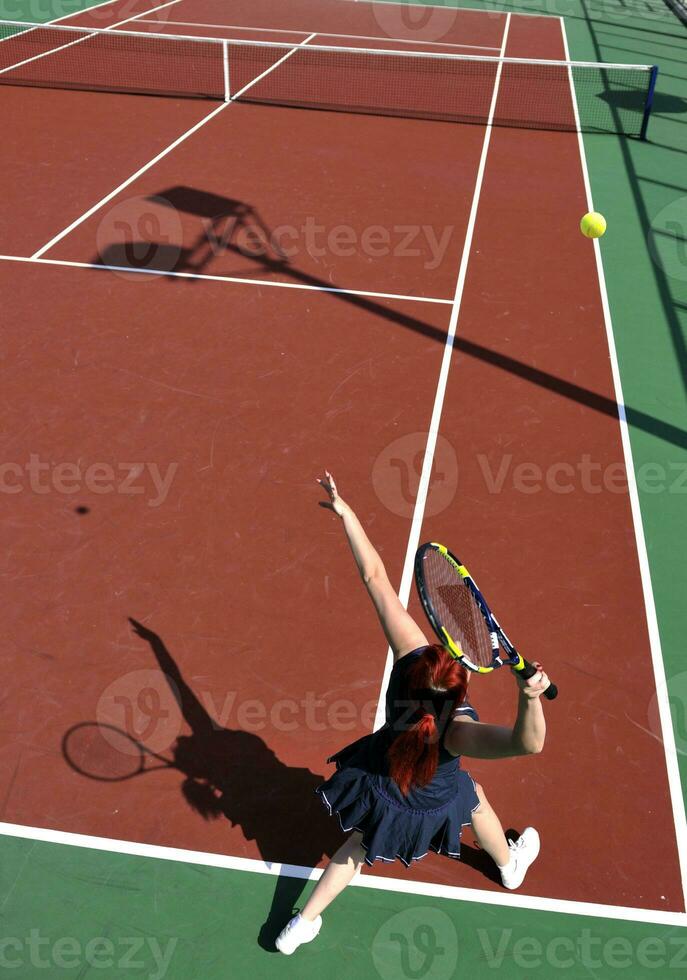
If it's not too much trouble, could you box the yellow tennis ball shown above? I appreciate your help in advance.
[580,212,607,239]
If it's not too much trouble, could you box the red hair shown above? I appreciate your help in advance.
[387,644,469,796]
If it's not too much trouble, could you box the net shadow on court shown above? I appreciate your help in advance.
[91,185,687,452]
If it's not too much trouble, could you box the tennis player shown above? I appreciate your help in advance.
[276,471,548,955]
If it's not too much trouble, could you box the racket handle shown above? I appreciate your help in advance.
[517,659,558,701]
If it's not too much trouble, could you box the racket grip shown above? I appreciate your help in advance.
[518,659,558,701]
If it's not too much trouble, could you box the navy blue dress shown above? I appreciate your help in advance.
[315,648,481,867]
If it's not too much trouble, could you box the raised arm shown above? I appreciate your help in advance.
[444,666,548,759]
[317,470,428,660]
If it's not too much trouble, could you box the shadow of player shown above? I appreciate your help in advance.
[90,618,345,950]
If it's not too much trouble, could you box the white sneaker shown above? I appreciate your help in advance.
[275,913,322,955]
[499,828,540,890]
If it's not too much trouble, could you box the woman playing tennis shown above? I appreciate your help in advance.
[276,471,550,955]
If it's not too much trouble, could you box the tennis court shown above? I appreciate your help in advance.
[1,0,686,976]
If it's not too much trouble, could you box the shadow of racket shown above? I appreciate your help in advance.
[62,721,176,782]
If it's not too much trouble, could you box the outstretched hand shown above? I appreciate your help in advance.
[316,470,348,518]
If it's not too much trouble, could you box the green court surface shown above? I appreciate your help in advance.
[0,837,686,977]
[1,1,686,977]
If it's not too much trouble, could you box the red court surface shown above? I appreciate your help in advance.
[68,0,507,48]
[1,0,684,919]
[33,100,489,297]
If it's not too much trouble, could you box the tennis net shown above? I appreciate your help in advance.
[0,19,658,138]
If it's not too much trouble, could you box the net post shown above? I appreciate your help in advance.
[223,39,230,101]
[639,65,658,141]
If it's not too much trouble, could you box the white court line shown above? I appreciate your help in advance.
[134,18,502,50]
[28,101,227,259]
[560,15,687,913]
[228,32,317,101]
[29,34,317,259]
[0,0,184,77]
[47,0,121,21]
[0,821,684,926]
[371,13,511,732]
[0,254,454,306]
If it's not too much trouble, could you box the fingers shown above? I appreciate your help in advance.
[316,470,338,497]
[531,663,548,689]
[514,664,550,698]
[524,671,550,698]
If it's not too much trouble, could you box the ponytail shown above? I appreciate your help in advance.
[387,711,439,796]
[386,645,468,796]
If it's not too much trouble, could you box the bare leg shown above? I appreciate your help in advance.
[470,782,510,868]
[300,832,366,921]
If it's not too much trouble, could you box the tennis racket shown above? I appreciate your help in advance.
[414,542,558,701]
[62,722,176,781]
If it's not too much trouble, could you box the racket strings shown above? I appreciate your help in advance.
[64,724,145,781]
[424,554,494,668]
